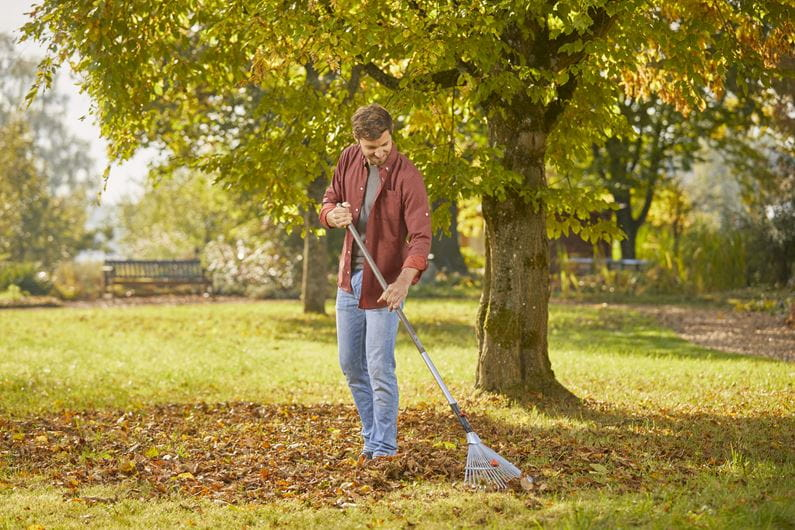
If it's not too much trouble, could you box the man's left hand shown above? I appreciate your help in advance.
[378,268,419,311]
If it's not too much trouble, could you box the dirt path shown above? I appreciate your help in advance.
[631,304,794,362]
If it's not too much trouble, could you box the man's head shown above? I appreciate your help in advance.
[352,104,393,167]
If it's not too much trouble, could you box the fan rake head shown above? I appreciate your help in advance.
[464,432,522,489]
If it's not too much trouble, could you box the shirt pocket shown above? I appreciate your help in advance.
[378,189,402,240]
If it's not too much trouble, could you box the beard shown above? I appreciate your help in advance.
[367,154,386,166]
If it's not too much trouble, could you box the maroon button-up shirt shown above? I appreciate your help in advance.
[320,143,432,309]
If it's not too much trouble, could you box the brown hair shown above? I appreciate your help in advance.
[351,104,393,140]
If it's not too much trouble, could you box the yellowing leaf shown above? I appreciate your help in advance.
[118,460,136,474]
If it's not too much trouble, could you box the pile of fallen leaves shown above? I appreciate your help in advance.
[1,398,753,507]
[0,402,532,507]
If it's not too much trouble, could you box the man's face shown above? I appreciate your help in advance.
[358,129,392,167]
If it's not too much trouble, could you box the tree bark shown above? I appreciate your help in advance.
[301,175,328,314]
[476,108,573,400]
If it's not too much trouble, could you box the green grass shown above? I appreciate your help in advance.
[1,299,793,528]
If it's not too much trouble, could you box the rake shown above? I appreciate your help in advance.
[346,222,522,488]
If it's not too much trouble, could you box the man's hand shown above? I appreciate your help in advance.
[378,268,419,311]
[328,202,353,228]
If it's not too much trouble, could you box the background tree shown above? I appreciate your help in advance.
[736,122,795,286]
[0,32,98,269]
[630,52,795,290]
[116,169,304,296]
[586,74,787,260]
[588,95,708,260]
[431,201,468,276]
[0,120,93,265]
[0,34,94,194]
[23,1,793,399]
[116,170,246,259]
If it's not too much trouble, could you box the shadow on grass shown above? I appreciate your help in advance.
[2,398,792,507]
[268,314,338,343]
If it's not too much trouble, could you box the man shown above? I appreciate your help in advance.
[319,104,431,461]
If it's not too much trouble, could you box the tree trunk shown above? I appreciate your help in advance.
[431,200,468,275]
[476,110,573,400]
[615,205,639,260]
[301,175,328,314]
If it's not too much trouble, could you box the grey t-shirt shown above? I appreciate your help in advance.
[352,163,381,270]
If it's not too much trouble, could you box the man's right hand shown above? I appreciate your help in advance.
[328,202,353,228]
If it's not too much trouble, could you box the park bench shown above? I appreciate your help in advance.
[566,257,650,275]
[103,259,212,294]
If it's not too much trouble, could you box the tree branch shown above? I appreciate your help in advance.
[549,3,617,72]
[362,63,400,89]
[541,3,618,129]
[362,60,472,91]
[345,64,362,101]
[543,76,578,130]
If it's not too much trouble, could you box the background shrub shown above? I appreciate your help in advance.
[0,262,51,295]
[52,260,104,300]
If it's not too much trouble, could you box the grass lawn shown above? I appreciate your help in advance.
[1,298,793,528]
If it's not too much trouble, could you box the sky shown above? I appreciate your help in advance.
[2,0,150,205]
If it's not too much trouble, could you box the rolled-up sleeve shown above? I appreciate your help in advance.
[401,172,432,282]
[319,155,346,229]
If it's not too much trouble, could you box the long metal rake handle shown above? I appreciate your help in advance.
[346,223,474,435]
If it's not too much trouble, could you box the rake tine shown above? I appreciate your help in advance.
[464,433,521,489]
[482,464,504,489]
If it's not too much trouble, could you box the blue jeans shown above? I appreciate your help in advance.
[336,269,400,456]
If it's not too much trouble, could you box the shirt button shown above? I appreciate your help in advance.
[355,208,359,212]
[360,187,363,190]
